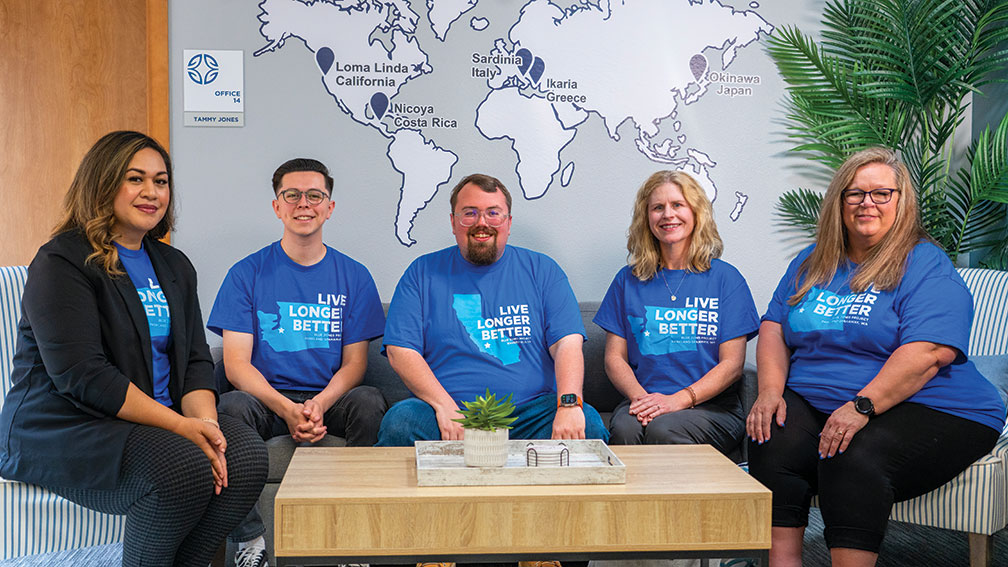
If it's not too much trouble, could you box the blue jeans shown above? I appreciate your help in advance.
[376,393,609,446]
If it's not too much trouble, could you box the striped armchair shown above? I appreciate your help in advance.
[811,268,1008,567]
[0,266,124,559]
[887,268,1008,567]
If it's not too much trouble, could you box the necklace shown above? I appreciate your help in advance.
[659,267,688,302]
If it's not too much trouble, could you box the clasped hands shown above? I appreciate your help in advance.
[629,391,689,426]
[177,417,228,495]
[284,399,328,443]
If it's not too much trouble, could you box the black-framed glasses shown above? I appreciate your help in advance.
[278,188,329,205]
[843,188,898,205]
[454,207,509,227]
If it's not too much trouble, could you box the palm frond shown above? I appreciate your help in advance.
[775,188,823,237]
[767,0,1008,269]
[966,2,1008,87]
[972,111,1008,203]
[979,233,1008,270]
[944,170,1007,259]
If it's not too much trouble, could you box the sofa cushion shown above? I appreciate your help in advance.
[974,355,1008,405]
[581,301,623,413]
[1,266,28,411]
[362,337,412,406]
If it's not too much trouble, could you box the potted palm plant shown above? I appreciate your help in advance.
[453,389,518,467]
[769,0,1008,267]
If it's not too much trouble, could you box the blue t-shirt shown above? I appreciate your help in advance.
[115,242,172,407]
[384,245,585,406]
[593,260,758,394]
[207,241,385,391]
[764,242,1006,431]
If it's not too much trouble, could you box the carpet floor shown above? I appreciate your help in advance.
[801,508,1008,566]
[0,544,121,567]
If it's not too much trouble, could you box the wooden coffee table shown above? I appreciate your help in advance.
[274,445,770,566]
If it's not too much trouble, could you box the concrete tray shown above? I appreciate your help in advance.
[415,439,626,486]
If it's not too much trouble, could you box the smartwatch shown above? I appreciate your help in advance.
[853,395,875,417]
[558,393,583,408]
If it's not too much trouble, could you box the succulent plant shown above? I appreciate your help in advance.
[452,389,518,431]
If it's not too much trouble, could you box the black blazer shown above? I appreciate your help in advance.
[0,230,216,490]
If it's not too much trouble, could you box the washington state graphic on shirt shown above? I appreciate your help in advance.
[258,298,344,352]
[628,306,701,354]
[788,285,879,332]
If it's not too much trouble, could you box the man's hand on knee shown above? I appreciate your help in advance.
[552,406,586,440]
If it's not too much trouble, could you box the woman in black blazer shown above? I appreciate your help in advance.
[0,131,267,566]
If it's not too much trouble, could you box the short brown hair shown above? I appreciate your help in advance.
[449,173,512,213]
[271,158,334,195]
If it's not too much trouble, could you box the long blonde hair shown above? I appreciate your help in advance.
[54,131,175,276]
[788,146,929,305]
[627,170,723,280]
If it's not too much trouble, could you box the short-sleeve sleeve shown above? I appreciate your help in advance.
[206,261,255,336]
[540,256,586,346]
[342,264,385,345]
[383,258,425,354]
[717,266,759,342]
[762,245,814,324]
[895,244,972,359]
[593,267,628,338]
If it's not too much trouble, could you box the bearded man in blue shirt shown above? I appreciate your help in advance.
[377,173,608,446]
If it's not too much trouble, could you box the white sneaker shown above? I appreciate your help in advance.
[235,536,268,567]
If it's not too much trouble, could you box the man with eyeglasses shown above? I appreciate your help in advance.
[377,173,609,448]
[207,158,386,567]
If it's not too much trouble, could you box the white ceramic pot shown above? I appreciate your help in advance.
[463,427,509,467]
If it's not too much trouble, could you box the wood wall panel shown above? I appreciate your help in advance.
[0,0,169,266]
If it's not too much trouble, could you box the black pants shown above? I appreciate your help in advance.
[52,414,267,567]
[217,385,387,542]
[218,385,387,447]
[609,388,744,455]
[748,388,998,553]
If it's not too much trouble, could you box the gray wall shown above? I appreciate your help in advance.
[168,0,826,355]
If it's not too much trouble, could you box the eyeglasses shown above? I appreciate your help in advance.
[843,188,898,205]
[278,188,329,205]
[454,208,509,227]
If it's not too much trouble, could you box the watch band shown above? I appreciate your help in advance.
[853,395,875,417]
[558,393,583,408]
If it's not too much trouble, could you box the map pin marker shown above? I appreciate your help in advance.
[316,47,334,75]
[689,54,707,81]
[516,48,532,75]
[370,92,389,120]
[529,56,545,84]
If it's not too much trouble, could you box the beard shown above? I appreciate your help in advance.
[463,226,499,265]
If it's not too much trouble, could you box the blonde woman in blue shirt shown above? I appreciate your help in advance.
[594,170,758,454]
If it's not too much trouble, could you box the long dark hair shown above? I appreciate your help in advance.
[54,131,174,276]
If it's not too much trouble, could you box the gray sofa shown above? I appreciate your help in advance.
[220,301,755,566]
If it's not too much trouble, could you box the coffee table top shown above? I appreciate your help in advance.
[275,444,770,560]
[279,444,766,500]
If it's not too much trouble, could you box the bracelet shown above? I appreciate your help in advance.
[684,386,697,409]
[200,417,220,429]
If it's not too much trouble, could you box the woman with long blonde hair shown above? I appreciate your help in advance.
[746,147,1004,567]
[594,170,758,453]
